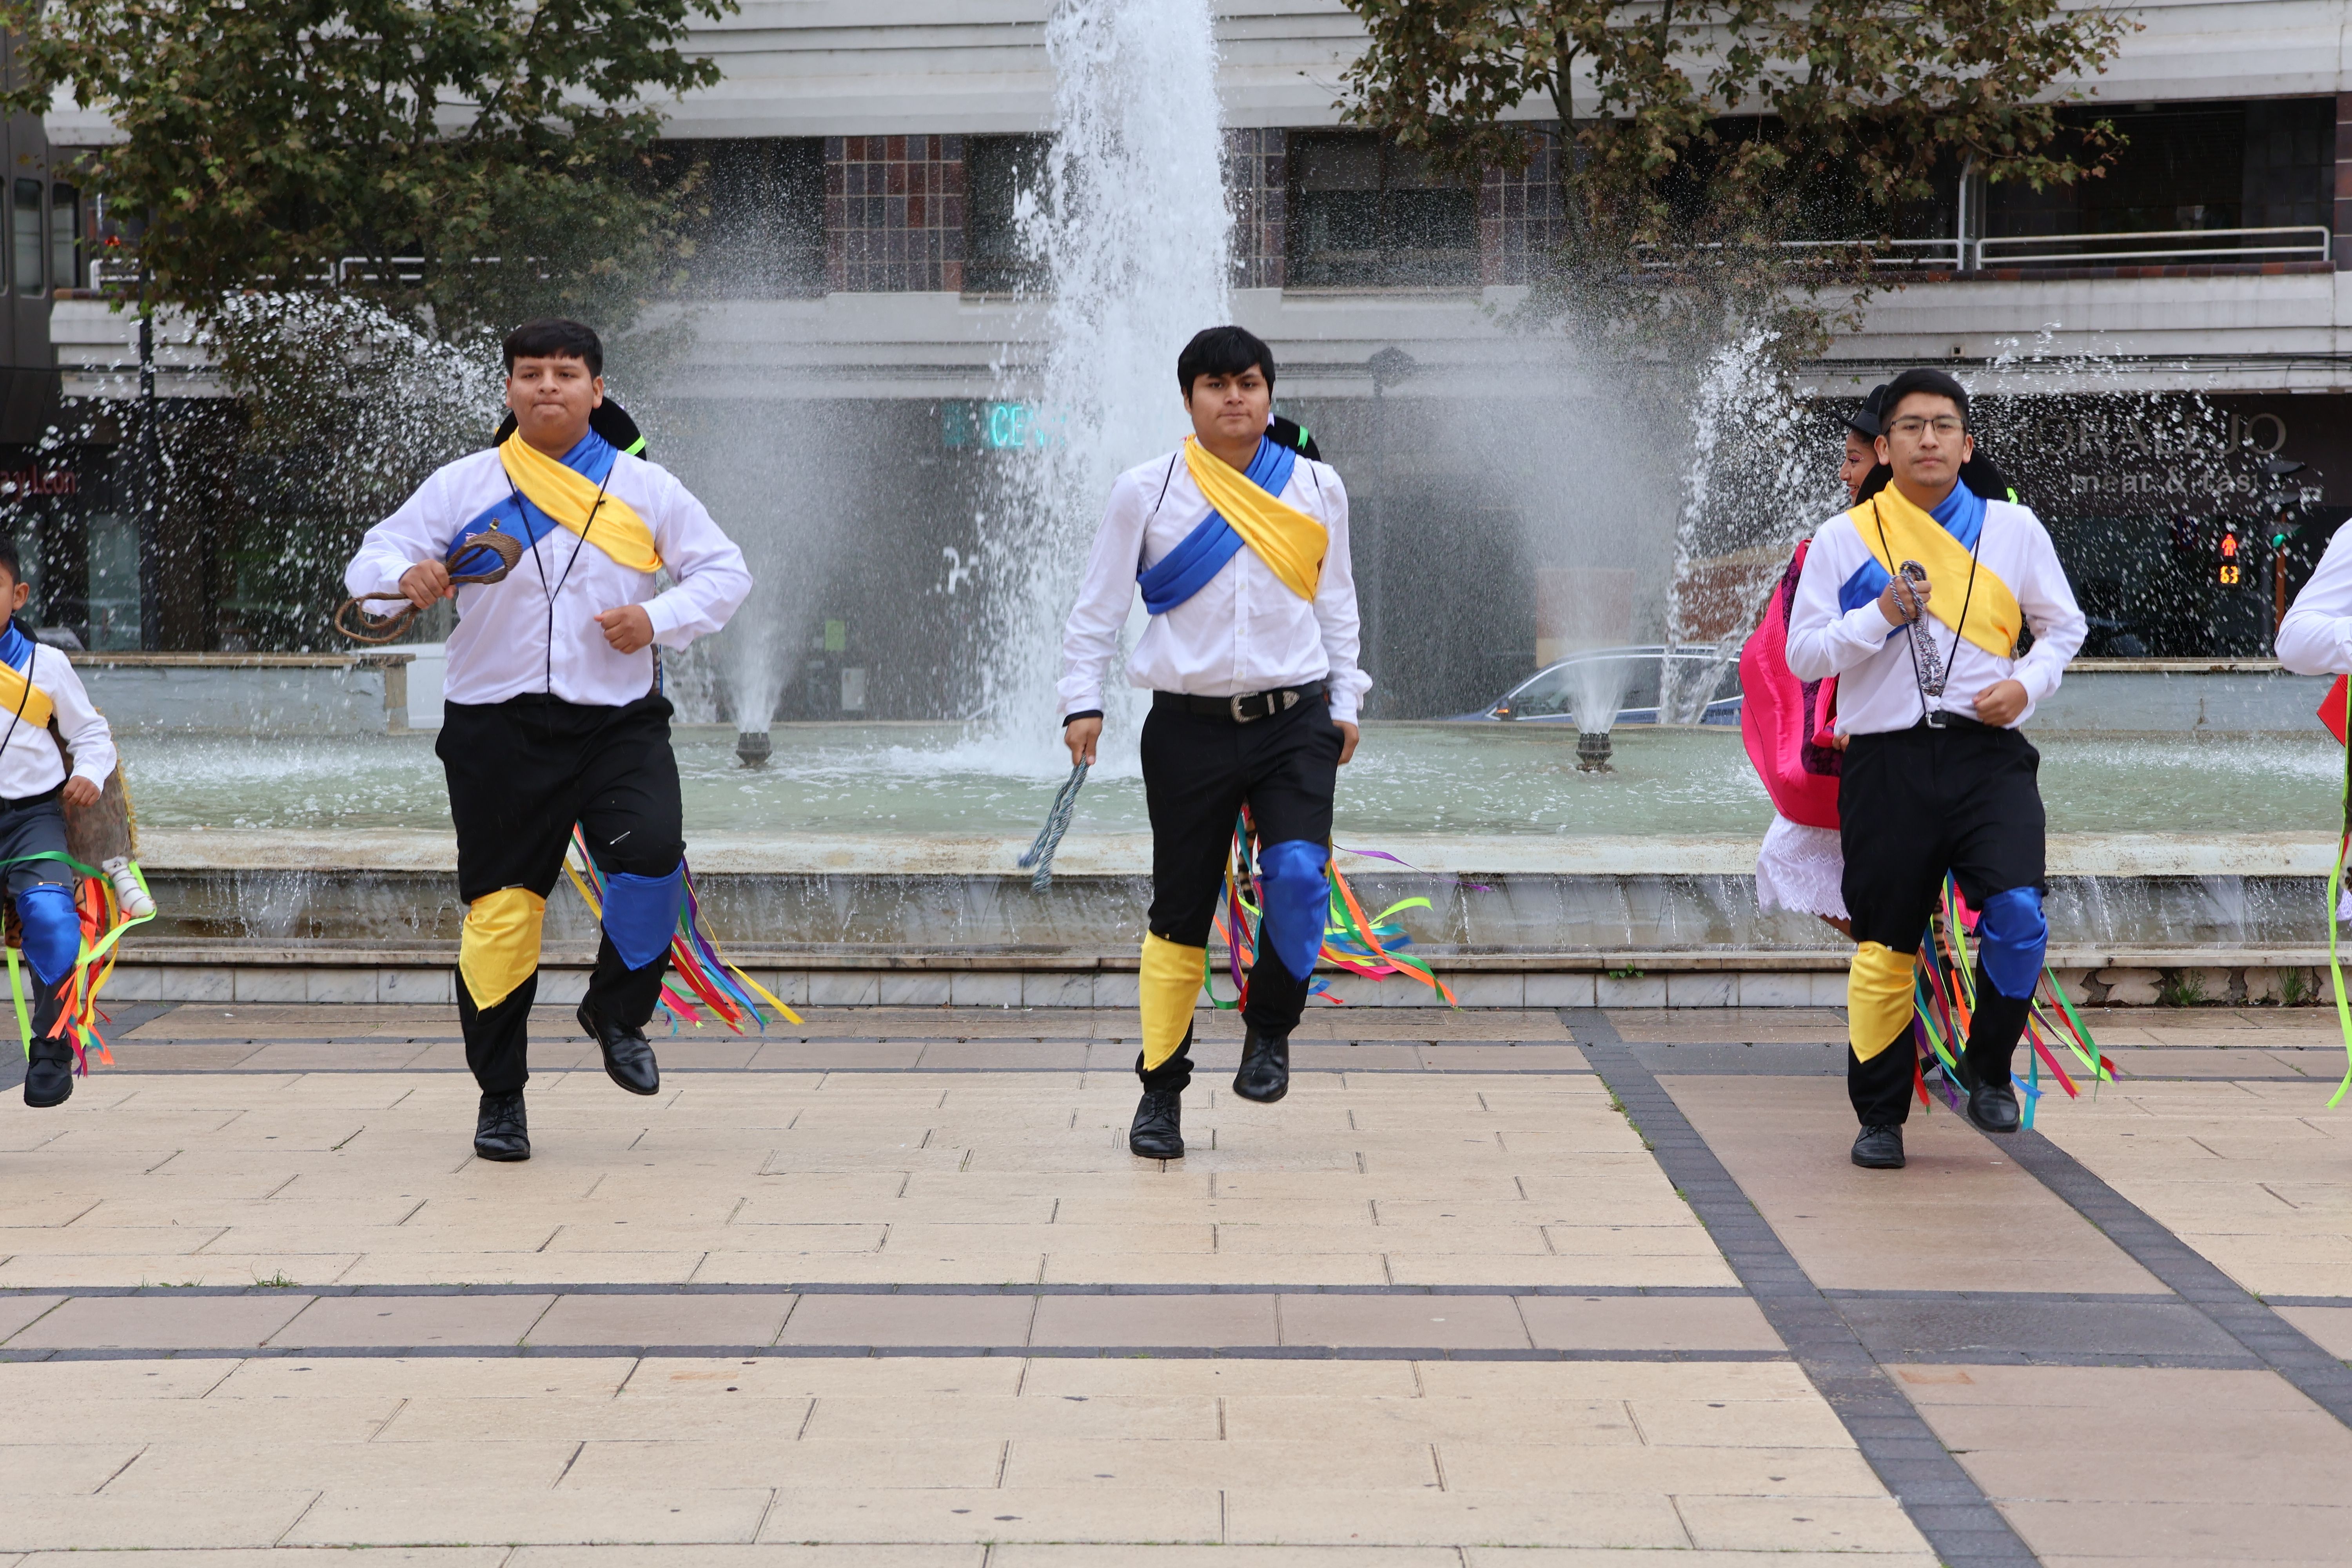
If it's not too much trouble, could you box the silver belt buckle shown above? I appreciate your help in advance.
[1926,709,1947,729]
[1230,693,1258,723]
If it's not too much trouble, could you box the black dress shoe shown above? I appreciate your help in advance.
[1851,1123,1905,1169]
[1129,1086,1183,1158]
[22,1039,72,1109]
[578,999,661,1096]
[1965,1080,2022,1135]
[1232,1027,1290,1103]
[474,1090,530,1161]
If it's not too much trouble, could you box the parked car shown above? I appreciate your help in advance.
[1448,645,1744,726]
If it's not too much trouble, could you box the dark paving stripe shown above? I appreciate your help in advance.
[2004,1127,2352,1423]
[0,1281,1749,1299]
[1831,1295,2244,1362]
[54,1065,1603,1077]
[0,1343,1792,1364]
[1565,1007,2036,1568]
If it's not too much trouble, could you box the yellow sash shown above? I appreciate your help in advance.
[1849,486,2022,659]
[498,433,663,574]
[1182,437,1327,603]
[0,653,53,731]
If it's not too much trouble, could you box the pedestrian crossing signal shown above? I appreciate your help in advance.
[2218,527,2242,586]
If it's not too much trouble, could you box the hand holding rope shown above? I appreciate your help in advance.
[1890,559,1949,699]
[334,529,527,644]
[1018,762,1088,891]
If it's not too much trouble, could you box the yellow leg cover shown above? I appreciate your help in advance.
[1847,940,1917,1062]
[459,887,548,1011]
[1138,933,1207,1071]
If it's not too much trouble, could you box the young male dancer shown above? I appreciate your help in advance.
[1060,325,1368,1159]
[0,540,119,1107]
[347,319,750,1161]
[1785,368,2084,1169]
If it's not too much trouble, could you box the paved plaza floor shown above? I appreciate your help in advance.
[0,1000,2350,1564]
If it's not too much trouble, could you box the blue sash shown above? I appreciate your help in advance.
[452,428,619,574]
[1836,480,1987,617]
[1137,436,1299,615]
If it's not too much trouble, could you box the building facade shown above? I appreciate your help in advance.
[24,0,2352,714]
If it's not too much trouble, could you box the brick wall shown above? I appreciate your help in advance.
[826,134,965,292]
[1224,129,1288,289]
[1481,127,1564,285]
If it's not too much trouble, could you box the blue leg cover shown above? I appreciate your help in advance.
[1976,887,2047,1001]
[1257,839,1330,983]
[601,864,684,972]
[16,884,78,987]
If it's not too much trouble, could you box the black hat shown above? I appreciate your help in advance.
[1842,383,1891,440]
[493,399,647,457]
[1878,367,1971,426]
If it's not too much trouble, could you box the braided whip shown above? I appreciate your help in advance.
[335,528,527,644]
[1017,763,1088,891]
[1889,559,1949,701]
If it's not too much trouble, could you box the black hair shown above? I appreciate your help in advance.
[1879,367,1970,427]
[0,534,23,586]
[1177,325,1275,397]
[503,318,604,377]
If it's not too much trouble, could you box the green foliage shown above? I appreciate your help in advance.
[1339,0,2136,365]
[0,0,733,335]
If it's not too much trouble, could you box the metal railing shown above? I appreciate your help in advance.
[1972,225,2331,269]
[88,254,472,292]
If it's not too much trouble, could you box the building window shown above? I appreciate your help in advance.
[1988,98,2334,240]
[963,136,1046,294]
[826,135,965,293]
[1287,132,1478,288]
[11,180,42,296]
[49,183,78,291]
[655,139,825,298]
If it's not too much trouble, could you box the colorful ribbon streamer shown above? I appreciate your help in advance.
[5,853,158,1078]
[564,828,802,1032]
[1908,875,2110,1125]
[1204,809,1456,1010]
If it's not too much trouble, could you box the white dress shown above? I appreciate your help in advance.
[1755,813,1847,920]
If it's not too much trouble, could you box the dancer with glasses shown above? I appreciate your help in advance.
[1784,368,2085,1169]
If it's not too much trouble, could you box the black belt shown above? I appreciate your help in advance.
[1907,713,2003,735]
[1156,682,1327,724]
[0,784,61,812]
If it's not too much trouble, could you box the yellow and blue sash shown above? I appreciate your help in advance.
[0,624,53,731]
[1835,481,2022,659]
[454,428,663,577]
[1139,436,1327,612]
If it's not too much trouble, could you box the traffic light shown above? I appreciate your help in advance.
[2218,526,2243,586]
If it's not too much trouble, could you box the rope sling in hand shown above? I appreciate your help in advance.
[1890,559,1949,701]
[334,528,527,644]
[1017,762,1088,891]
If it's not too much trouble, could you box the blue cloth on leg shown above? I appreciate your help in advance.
[601,864,684,972]
[1976,886,2046,1001]
[17,883,78,986]
[1257,838,1329,983]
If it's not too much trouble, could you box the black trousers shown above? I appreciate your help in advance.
[1840,719,2045,1125]
[1136,690,1342,1089]
[440,693,685,1094]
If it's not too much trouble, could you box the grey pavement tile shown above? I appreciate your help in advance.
[267,1293,555,1349]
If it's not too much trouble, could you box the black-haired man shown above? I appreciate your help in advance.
[1785,367,2085,1169]
[1061,324,1368,1160]
[346,318,751,1161]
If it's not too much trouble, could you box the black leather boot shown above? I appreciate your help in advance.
[22,982,71,1109]
[577,996,661,1096]
[474,1090,530,1161]
[1232,1026,1290,1103]
[1129,1085,1183,1158]
[1851,1123,1906,1169]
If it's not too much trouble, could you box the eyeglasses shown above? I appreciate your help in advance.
[1888,416,1965,437]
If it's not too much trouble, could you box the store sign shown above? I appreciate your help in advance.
[0,468,74,497]
[939,401,1062,452]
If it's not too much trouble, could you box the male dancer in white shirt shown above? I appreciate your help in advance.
[1786,367,2085,1170]
[1061,325,1369,1159]
[347,319,750,1161]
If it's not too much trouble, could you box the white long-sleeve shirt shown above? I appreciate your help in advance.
[1059,446,1372,724]
[0,644,116,799]
[346,447,751,709]
[1786,495,2086,733]
[2276,525,2352,675]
